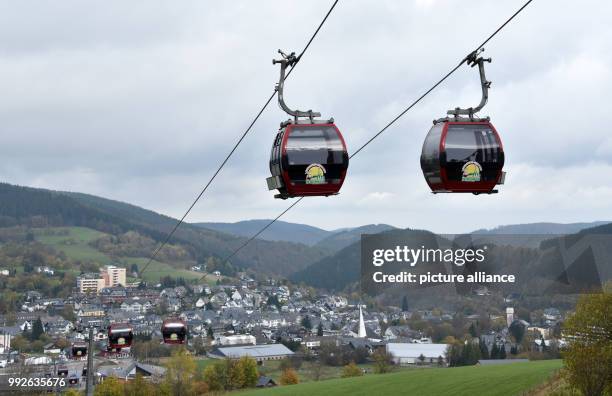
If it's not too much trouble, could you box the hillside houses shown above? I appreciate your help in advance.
[0,258,569,380]
[120,298,153,313]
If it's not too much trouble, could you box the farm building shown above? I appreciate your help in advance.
[386,343,449,365]
[208,344,294,362]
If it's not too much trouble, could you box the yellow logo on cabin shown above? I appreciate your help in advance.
[462,161,482,182]
[305,164,326,184]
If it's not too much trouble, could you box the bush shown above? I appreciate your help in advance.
[342,362,363,378]
[563,289,612,396]
[203,357,259,391]
[279,368,299,385]
[372,349,394,374]
[236,356,259,388]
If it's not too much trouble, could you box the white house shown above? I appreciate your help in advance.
[231,291,242,301]
[25,356,52,365]
[195,297,208,308]
[120,299,152,313]
[216,334,256,346]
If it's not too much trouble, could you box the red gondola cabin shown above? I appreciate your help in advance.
[267,121,349,199]
[71,341,87,358]
[161,319,188,344]
[107,323,133,352]
[421,120,505,194]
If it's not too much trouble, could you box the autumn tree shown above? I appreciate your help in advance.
[235,356,259,388]
[310,360,324,381]
[203,363,225,392]
[563,290,612,396]
[342,362,363,378]
[279,368,299,385]
[226,358,244,390]
[161,348,196,396]
[124,374,156,396]
[94,377,124,396]
[372,349,394,374]
[203,357,258,391]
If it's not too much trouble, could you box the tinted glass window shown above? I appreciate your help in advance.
[444,124,503,182]
[110,330,133,344]
[285,126,348,184]
[269,131,284,176]
[420,124,443,183]
[445,125,500,162]
[285,127,345,165]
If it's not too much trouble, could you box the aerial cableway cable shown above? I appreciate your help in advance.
[137,0,340,278]
[201,0,535,280]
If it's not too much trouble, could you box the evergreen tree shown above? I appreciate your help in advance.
[479,340,490,359]
[21,328,30,342]
[508,321,526,343]
[401,296,409,312]
[469,322,479,338]
[301,315,312,330]
[317,322,324,336]
[459,342,481,366]
[31,317,44,341]
[460,343,469,365]
[540,335,548,352]
[130,263,139,275]
[418,354,426,365]
[499,345,507,359]
[468,342,481,364]
[490,343,499,359]
[447,343,463,367]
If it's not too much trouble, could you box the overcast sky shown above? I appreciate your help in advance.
[1,0,611,233]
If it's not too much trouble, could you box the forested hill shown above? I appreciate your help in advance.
[0,183,328,277]
[290,228,437,291]
[194,219,331,246]
[472,221,610,235]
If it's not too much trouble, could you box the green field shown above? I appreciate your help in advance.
[239,360,562,396]
[35,226,113,266]
[256,360,386,383]
[33,226,206,282]
[196,358,219,371]
[120,257,205,283]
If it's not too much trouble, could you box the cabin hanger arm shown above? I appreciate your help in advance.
[273,49,321,122]
[446,48,492,121]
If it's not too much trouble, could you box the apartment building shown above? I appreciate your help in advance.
[76,273,105,293]
[101,265,126,287]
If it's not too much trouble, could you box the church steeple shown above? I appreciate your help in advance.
[358,305,366,338]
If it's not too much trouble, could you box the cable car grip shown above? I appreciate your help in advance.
[273,49,321,123]
[442,48,492,122]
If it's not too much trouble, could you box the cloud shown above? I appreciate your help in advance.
[357,191,396,205]
[0,0,610,231]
